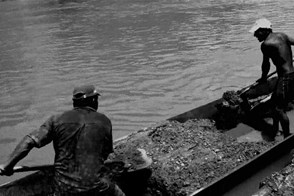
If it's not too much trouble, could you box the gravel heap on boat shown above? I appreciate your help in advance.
[215,90,244,129]
[253,155,294,196]
[111,119,276,196]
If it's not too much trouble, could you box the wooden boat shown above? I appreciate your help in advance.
[1,75,294,196]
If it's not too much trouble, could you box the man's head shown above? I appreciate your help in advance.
[249,18,272,42]
[72,84,100,110]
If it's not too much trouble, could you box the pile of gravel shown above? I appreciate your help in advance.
[111,119,276,196]
[253,156,294,196]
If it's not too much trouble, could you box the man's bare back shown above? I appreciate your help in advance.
[261,32,294,77]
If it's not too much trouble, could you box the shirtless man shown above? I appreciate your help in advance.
[249,18,294,139]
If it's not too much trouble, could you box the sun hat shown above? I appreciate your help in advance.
[72,84,100,100]
[249,18,272,33]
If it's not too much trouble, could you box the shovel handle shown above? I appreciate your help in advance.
[239,71,277,95]
[13,164,54,172]
[240,58,294,95]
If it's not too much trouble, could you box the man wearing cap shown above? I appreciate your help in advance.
[0,85,125,196]
[249,18,294,140]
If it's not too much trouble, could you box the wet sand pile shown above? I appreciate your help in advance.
[215,90,244,129]
[111,119,276,196]
[215,90,273,130]
[253,156,294,196]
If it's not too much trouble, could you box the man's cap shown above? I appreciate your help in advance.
[249,18,272,33]
[72,84,100,100]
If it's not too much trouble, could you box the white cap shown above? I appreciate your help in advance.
[249,18,272,33]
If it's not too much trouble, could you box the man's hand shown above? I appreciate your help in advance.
[0,164,14,176]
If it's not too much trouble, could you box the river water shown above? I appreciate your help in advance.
[0,0,294,184]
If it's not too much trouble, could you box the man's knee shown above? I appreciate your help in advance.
[273,105,285,116]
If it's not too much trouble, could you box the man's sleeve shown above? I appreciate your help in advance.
[109,125,114,153]
[103,121,114,160]
[28,116,54,148]
[106,124,114,153]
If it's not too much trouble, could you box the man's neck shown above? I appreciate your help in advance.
[74,106,97,112]
[264,31,272,41]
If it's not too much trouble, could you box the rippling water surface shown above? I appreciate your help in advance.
[0,0,294,183]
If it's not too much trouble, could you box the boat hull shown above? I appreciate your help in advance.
[2,76,291,196]
[0,169,54,196]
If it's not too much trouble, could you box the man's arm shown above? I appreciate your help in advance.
[0,136,36,176]
[261,54,271,78]
[257,44,271,82]
[0,116,54,176]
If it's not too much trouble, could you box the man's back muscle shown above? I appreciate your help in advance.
[262,32,294,75]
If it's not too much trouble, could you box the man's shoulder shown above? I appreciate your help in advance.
[274,32,288,37]
[48,109,82,120]
[51,109,111,124]
[270,32,288,42]
[47,110,73,121]
[95,112,111,122]
[58,109,77,116]
[263,32,287,46]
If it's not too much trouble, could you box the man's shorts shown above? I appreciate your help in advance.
[272,72,294,109]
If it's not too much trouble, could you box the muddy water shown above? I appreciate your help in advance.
[0,0,294,184]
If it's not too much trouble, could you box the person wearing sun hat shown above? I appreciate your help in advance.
[249,18,272,34]
[0,84,126,196]
[249,18,294,140]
